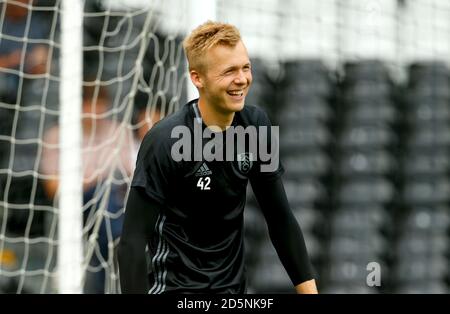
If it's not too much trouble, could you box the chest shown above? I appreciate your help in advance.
[169,160,251,220]
[182,160,248,195]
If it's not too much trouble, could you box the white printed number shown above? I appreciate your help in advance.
[197,177,211,190]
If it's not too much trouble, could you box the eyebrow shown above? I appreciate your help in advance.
[222,62,251,73]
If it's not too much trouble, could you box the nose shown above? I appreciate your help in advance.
[234,70,247,85]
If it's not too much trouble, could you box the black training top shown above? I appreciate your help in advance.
[131,99,283,294]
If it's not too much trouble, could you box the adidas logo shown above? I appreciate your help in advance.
[195,163,212,176]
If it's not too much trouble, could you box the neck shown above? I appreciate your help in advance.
[197,97,234,131]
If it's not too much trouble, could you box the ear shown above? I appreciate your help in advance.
[190,70,203,89]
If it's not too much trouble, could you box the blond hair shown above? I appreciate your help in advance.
[183,21,241,72]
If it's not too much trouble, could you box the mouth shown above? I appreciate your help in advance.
[227,89,245,100]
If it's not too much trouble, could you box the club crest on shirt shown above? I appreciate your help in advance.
[237,152,253,175]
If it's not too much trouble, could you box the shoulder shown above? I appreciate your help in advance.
[144,107,187,142]
[138,106,189,157]
[238,104,272,127]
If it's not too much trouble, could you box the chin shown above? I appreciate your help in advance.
[229,103,244,113]
[229,99,246,112]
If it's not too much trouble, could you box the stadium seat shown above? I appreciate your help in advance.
[407,83,450,100]
[283,179,327,206]
[338,149,395,177]
[281,59,333,99]
[245,58,278,114]
[283,59,330,78]
[282,150,330,178]
[399,62,450,296]
[395,281,448,294]
[406,98,450,125]
[250,260,293,293]
[279,96,331,124]
[291,206,323,235]
[400,206,450,233]
[338,122,396,150]
[343,60,391,84]
[403,149,449,178]
[324,258,387,285]
[282,78,331,100]
[280,122,331,151]
[402,177,450,205]
[330,206,390,234]
[343,100,397,125]
[409,124,450,149]
[395,233,448,257]
[337,178,394,205]
[408,61,449,87]
[256,231,321,267]
[342,80,391,101]
[393,256,448,282]
[328,232,387,260]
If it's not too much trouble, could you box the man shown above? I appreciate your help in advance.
[118,21,318,294]
[41,82,135,293]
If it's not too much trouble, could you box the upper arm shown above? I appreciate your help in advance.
[250,176,290,222]
[121,187,161,242]
[249,108,284,185]
[131,129,177,204]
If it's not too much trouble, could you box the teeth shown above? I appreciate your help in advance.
[228,90,243,96]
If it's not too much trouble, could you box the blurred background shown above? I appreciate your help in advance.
[1,0,450,293]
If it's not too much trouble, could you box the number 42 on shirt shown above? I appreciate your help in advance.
[197,177,211,190]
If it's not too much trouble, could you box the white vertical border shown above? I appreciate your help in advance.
[58,0,84,294]
[185,0,217,101]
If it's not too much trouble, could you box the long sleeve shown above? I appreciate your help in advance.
[250,176,314,286]
[118,187,161,293]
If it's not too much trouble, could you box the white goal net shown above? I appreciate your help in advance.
[1,0,450,294]
[0,0,189,294]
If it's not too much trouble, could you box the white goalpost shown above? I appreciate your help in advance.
[0,0,194,294]
[58,0,83,294]
[57,0,185,293]
[185,0,216,102]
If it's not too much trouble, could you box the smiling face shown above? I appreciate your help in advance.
[194,41,252,115]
